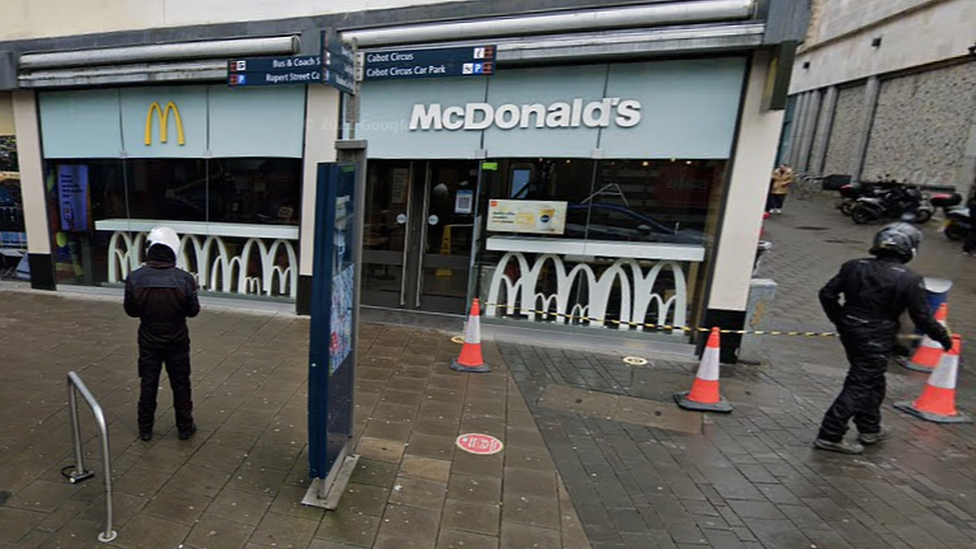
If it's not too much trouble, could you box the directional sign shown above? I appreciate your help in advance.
[227,55,325,87]
[229,55,321,73]
[321,29,357,95]
[363,45,496,81]
[323,68,356,95]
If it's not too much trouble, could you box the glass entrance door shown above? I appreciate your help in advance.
[362,161,412,308]
[362,160,479,315]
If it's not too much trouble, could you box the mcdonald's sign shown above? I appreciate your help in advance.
[144,101,185,146]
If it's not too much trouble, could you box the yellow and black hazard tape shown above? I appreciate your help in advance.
[482,302,928,340]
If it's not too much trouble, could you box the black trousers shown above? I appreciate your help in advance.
[138,343,194,434]
[817,336,888,442]
[964,211,976,253]
[767,193,786,211]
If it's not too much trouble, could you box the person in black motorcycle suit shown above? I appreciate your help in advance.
[814,222,953,454]
[124,227,200,441]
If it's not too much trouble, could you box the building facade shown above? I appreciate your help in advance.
[781,0,976,197]
[0,0,809,360]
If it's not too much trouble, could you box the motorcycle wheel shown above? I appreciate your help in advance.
[913,209,933,224]
[945,222,967,241]
[851,205,879,225]
[839,201,855,216]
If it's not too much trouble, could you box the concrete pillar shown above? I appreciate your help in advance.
[703,50,785,362]
[797,90,822,173]
[784,92,807,168]
[297,85,342,314]
[851,76,880,181]
[810,86,838,175]
[12,91,55,290]
[0,92,13,134]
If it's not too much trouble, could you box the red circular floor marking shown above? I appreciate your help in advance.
[456,433,504,455]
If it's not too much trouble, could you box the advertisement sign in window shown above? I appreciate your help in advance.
[57,165,90,232]
[487,199,567,235]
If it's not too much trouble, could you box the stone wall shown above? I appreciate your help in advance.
[822,85,865,176]
[862,62,976,187]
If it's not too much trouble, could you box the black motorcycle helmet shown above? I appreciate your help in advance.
[870,222,922,263]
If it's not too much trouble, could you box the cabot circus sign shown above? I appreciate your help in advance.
[409,98,642,131]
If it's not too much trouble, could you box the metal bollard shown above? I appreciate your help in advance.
[66,371,117,543]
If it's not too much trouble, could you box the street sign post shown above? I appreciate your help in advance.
[226,32,358,94]
[362,45,496,81]
[304,162,361,508]
[322,30,357,95]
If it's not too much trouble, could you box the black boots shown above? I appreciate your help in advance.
[178,423,197,441]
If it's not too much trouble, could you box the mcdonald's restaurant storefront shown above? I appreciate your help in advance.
[353,57,749,346]
[36,85,306,297]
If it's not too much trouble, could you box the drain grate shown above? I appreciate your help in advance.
[0,490,11,506]
[796,226,830,231]
[825,238,862,245]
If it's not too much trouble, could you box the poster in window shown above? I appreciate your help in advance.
[487,199,567,235]
[455,189,474,214]
[57,165,91,232]
[391,168,409,205]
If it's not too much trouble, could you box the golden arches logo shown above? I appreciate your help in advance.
[144,101,185,146]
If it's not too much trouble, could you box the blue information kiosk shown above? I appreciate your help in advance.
[303,161,363,508]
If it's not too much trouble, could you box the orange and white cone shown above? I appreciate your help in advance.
[674,327,732,413]
[451,298,491,374]
[895,335,970,423]
[902,303,949,372]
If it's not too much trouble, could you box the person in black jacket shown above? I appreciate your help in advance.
[963,192,976,256]
[124,227,200,441]
[815,223,952,454]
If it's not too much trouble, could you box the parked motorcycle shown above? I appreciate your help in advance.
[836,181,900,216]
[930,192,963,216]
[850,184,933,225]
[942,205,971,241]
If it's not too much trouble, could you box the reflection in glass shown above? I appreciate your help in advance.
[208,158,301,225]
[127,159,208,222]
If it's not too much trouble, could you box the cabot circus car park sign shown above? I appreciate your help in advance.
[363,46,496,81]
[408,98,643,131]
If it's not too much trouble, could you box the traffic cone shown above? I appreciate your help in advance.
[894,335,970,423]
[674,327,732,413]
[902,303,949,372]
[451,298,491,373]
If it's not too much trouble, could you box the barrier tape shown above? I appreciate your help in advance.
[483,302,928,340]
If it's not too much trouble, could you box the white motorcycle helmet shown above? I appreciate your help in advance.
[147,226,181,258]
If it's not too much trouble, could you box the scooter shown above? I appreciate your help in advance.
[837,181,899,216]
[943,206,971,241]
[851,185,933,225]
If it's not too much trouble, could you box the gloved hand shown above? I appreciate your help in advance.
[940,336,954,352]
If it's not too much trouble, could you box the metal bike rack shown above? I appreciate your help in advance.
[65,371,117,543]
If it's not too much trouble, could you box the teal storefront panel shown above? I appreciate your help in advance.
[120,86,209,158]
[482,65,608,158]
[356,57,747,160]
[599,58,746,159]
[40,85,307,160]
[209,86,306,158]
[39,90,123,159]
[356,77,487,159]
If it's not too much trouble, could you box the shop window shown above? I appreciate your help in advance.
[127,159,208,222]
[44,156,303,300]
[474,157,728,343]
[208,158,302,225]
[46,160,127,285]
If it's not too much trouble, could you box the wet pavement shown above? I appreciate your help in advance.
[1,194,975,549]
